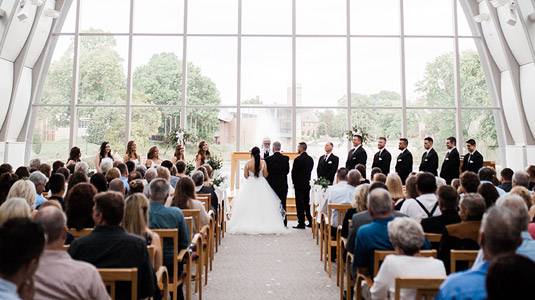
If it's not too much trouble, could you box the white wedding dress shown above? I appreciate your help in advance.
[228,163,288,235]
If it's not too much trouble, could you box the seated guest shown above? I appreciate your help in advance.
[0,218,45,300]
[319,168,349,216]
[116,163,130,193]
[38,164,51,178]
[370,218,446,300]
[458,171,480,194]
[135,164,147,179]
[341,184,370,239]
[33,207,109,300]
[176,161,187,179]
[66,183,97,231]
[90,173,108,193]
[370,167,382,181]
[439,193,486,273]
[144,168,158,196]
[486,254,535,300]
[400,172,441,221]
[109,178,126,196]
[372,173,386,184]
[0,198,31,227]
[156,166,175,195]
[385,174,404,210]
[67,171,88,194]
[0,163,12,175]
[7,180,36,211]
[451,178,460,190]
[161,160,179,189]
[478,167,505,196]
[125,160,135,174]
[52,160,64,174]
[148,179,189,300]
[47,173,66,210]
[473,194,535,265]
[436,206,522,300]
[512,170,530,189]
[498,168,513,192]
[123,194,163,270]
[30,158,41,172]
[68,192,156,299]
[170,177,210,233]
[356,164,369,183]
[421,185,461,234]
[99,158,113,175]
[477,182,499,209]
[55,167,70,186]
[0,172,18,206]
[192,170,218,217]
[128,171,142,183]
[105,167,121,184]
[201,164,214,181]
[352,189,431,278]
[128,179,145,196]
[328,170,360,239]
[526,165,535,190]
[29,171,48,208]
[74,162,89,175]
[15,166,30,180]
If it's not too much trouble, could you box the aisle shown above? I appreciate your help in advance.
[203,222,338,300]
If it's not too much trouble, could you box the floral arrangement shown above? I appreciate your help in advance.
[346,125,370,144]
[185,160,196,176]
[165,127,198,148]
[213,175,228,188]
[206,155,223,170]
[314,177,331,190]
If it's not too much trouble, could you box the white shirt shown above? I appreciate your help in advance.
[327,182,355,227]
[400,193,441,221]
[324,152,331,161]
[370,255,446,300]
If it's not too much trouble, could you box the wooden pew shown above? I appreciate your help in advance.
[98,268,137,300]
[450,250,478,273]
[394,277,445,300]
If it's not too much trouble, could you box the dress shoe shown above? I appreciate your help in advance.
[293,224,305,229]
[306,223,312,228]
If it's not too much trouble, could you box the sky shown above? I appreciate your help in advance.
[52,0,479,107]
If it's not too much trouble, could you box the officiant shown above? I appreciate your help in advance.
[261,137,272,159]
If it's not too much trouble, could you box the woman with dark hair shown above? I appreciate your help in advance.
[95,141,114,173]
[172,144,185,164]
[170,177,209,232]
[67,146,82,165]
[0,172,18,206]
[478,182,500,210]
[90,173,108,193]
[123,140,141,164]
[15,166,30,179]
[195,140,211,168]
[66,183,97,231]
[67,171,88,194]
[228,146,287,235]
[145,146,162,168]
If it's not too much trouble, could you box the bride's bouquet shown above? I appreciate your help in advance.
[206,155,223,170]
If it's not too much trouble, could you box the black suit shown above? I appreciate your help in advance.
[419,148,439,176]
[440,148,460,184]
[317,153,339,184]
[265,152,290,226]
[345,145,367,171]
[371,149,391,175]
[461,150,483,173]
[292,152,314,226]
[395,149,413,185]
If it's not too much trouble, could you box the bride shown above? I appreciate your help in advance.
[228,147,288,235]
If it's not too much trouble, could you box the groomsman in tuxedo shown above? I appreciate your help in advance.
[371,137,391,175]
[440,136,460,184]
[317,142,339,184]
[265,141,290,226]
[261,137,272,159]
[461,139,484,173]
[395,138,413,185]
[291,142,314,229]
[346,135,367,171]
[418,137,439,176]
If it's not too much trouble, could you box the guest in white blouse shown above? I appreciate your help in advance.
[370,217,446,300]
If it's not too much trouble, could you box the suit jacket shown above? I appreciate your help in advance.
[419,148,439,176]
[265,152,290,192]
[395,149,413,184]
[292,152,314,189]
[317,153,339,184]
[440,148,460,184]
[371,149,391,175]
[461,150,483,173]
[439,220,482,273]
[346,146,367,170]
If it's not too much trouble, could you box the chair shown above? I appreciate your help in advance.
[98,268,137,300]
[151,229,192,300]
[319,211,327,263]
[450,250,478,273]
[346,252,355,300]
[182,210,209,295]
[394,277,445,300]
[207,210,215,271]
[425,233,442,243]
[196,195,210,213]
[198,193,220,253]
[325,203,352,278]
[68,228,93,238]
[147,245,155,268]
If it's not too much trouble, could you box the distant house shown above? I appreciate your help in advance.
[301,111,319,136]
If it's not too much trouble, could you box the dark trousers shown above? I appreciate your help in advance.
[295,187,312,225]
[273,188,288,226]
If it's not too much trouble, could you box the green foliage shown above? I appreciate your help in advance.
[346,125,371,144]
[213,175,228,188]
[206,155,223,170]
[314,177,331,190]
[242,97,263,105]
[164,127,199,148]
[185,160,196,176]
[32,131,42,155]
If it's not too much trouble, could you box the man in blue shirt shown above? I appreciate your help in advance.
[437,206,522,300]
[352,188,431,277]
[29,171,48,208]
[148,178,190,300]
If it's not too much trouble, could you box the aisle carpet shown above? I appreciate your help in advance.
[203,222,339,300]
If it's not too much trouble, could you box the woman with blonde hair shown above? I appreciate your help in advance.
[105,167,121,184]
[124,140,141,164]
[7,180,37,210]
[341,184,370,238]
[510,186,535,221]
[386,174,405,210]
[0,197,31,227]
[122,193,162,270]
[172,144,185,164]
[171,177,209,233]
[400,175,418,210]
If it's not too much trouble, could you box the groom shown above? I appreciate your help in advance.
[265,141,290,226]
